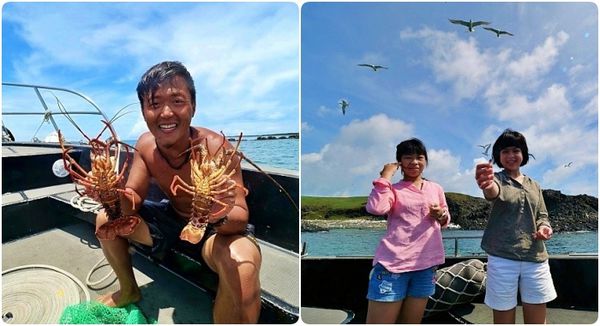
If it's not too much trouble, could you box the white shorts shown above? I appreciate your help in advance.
[485,255,557,311]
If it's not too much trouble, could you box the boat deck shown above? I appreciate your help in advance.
[2,144,299,323]
[449,302,598,324]
[3,221,214,323]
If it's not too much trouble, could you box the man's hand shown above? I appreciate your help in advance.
[208,187,237,223]
[533,225,553,240]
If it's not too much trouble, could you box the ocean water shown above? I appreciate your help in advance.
[124,137,298,171]
[301,229,598,257]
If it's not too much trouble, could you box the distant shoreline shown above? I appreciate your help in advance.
[301,219,465,232]
[302,219,386,232]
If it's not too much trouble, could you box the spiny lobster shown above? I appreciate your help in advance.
[170,132,248,244]
[59,120,139,240]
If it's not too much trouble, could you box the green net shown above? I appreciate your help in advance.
[59,301,156,324]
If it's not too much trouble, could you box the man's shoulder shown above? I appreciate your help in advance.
[192,126,234,148]
[193,126,221,139]
[133,132,155,152]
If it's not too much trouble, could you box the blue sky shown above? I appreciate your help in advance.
[301,2,598,198]
[2,2,299,142]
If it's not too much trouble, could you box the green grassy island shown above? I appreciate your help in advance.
[301,191,598,232]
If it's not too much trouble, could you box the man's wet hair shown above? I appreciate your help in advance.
[492,129,530,168]
[136,61,196,109]
[396,138,428,163]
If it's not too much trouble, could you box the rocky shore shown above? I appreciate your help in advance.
[302,219,386,232]
[302,189,598,232]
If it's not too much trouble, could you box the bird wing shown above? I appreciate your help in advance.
[472,21,491,27]
[374,65,388,69]
[449,19,469,27]
[357,64,373,68]
[483,27,499,33]
[500,31,514,36]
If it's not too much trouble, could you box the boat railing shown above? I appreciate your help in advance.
[2,82,110,142]
[443,235,484,257]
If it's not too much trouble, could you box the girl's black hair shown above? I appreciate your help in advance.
[136,61,196,109]
[492,129,529,168]
[396,138,428,162]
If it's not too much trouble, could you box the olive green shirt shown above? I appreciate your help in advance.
[481,170,551,262]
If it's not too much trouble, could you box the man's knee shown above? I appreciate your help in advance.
[210,236,261,277]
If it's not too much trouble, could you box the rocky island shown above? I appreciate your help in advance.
[301,190,598,232]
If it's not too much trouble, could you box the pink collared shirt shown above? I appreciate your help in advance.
[366,177,449,273]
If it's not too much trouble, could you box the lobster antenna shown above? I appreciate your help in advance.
[50,92,92,142]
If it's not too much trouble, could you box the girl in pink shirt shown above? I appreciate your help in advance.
[365,138,450,324]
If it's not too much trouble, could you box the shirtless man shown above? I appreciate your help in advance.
[95,61,262,323]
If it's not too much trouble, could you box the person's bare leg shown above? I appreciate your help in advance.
[523,303,547,324]
[493,308,517,324]
[202,234,262,323]
[95,211,152,307]
[397,297,428,323]
[366,300,403,323]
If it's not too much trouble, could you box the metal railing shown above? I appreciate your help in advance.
[2,82,110,142]
[443,235,484,257]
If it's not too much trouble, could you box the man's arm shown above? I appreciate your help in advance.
[121,135,152,215]
[207,132,249,235]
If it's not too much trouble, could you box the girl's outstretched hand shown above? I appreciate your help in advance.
[379,162,400,180]
[475,162,494,190]
[533,225,553,240]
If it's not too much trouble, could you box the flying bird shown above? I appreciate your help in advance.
[564,162,573,168]
[449,19,491,32]
[478,143,491,157]
[357,64,388,71]
[483,27,514,37]
[338,99,349,115]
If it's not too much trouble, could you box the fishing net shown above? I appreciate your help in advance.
[59,301,156,324]
[424,259,487,317]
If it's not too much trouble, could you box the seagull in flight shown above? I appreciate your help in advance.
[449,19,491,32]
[338,99,349,115]
[357,63,388,71]
[483,27,514,37]
[478,143,491,157]
[564,162,573,168]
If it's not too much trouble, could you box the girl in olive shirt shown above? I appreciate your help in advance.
[475,129,556,324]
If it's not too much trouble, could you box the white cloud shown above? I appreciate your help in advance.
[507,31,569,81]
[301,122,313,132]
[317,105,334,117]
[427,149,482,197]
[301,114,414,196]
[400,27,497,101]
[489,84,573,130]
[4,3,298,138]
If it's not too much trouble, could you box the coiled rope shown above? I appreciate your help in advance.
[68,194,116,289]
[2,264,91,323]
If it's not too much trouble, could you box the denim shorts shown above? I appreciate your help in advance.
[135,199,258,261]
[366,263,436,302]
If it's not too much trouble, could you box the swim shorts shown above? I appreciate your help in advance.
[135,199,258,262]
